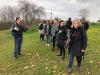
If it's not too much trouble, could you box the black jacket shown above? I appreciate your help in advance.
[57,26,67,41]
[82,21,89,32]
[69,27,87,56]
[66,20,72,29]
[44,25,52,35]
[11,23,28,38]
[39,23,43,30]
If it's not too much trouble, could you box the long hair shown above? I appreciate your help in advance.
[71,18,82,28]
[46,20,50,25]
[58,20,64,28]
[16,17,20,21]
[52,19,59,25]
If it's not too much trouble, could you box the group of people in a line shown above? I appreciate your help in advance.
[11,17,89,73]
[39,17,89,73]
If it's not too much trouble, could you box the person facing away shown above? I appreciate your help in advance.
[11,17,28,59]
[44,20,52,47]
[39,20,46,41]
[81,18,89,32]
[66,18,72,44]
[67,18,87,73]
[56,20,67,60]
[51,19,59,51]
[66,18,72,29]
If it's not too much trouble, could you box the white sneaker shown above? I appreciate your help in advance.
[48,44,50,47]
[46,44,48,47]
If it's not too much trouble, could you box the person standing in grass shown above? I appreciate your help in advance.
[66,18,72,42]
[51,19,59,51]
[39,20,46,41]
[66,18,72,30]
[67,19,87,73]
[81,18,89,32]
[44,20,52,47]
[56,20,67,60]
[11,17,28,59]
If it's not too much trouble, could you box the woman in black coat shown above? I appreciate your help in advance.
[56,20,67,60]
[68,19,87,73]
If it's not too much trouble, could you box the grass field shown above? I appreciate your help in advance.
[0,24,100,75]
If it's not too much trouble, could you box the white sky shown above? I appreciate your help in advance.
[0,0,100,22]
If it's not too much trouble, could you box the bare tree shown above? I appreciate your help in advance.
[18,0,46,26]
[18,0,31,24]
[0,6,19,22]
[0,0,46,25]
[79,8,90,19]
[30,5,46,24]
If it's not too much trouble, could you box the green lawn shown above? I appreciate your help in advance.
[0,24,100,75]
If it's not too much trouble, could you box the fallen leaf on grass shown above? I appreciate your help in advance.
[24,66,29,70]
[45,67,48,70]
[53,70,56,73]
[97,62,100,64]
[88,72,91,75]
[26,53,32,56]
[71,73,75,75]
[54,66,58,69]
[45,59,48,61]
[44,63,47,66]
[62,73,66,75]
[31,65,35,68]
[90,60,94,63]
[36,53,39,57]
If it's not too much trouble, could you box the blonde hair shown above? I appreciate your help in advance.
[71,18,82,28]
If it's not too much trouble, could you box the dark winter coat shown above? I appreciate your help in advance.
[11,23,28,38]
[66,20,72,29]
[44,25,52,35]
[57,26,67,47]
[82,21,89,32]
[69,27,87,56]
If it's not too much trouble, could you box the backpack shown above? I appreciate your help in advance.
[39,23,43,30]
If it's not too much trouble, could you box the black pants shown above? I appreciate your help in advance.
[68,48,82,68]
[52,36,56,48]
[58,40,65,57]
[40,34,44,40]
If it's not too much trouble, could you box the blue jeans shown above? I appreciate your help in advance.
[67,29,71,40]
[14,37,22,58]
[68,48,82,68]
[46,34,51,44]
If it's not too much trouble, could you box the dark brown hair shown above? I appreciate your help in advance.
[16,17,20,21]
[59,20,64,25]
[52,19,58,25]
[46,20,50,25]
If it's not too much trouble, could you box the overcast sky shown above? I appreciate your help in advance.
[0,0,100,21]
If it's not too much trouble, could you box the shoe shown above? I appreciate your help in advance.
[57,54,62,56]
[62,57,65,60]
[48,44,50,47]
[18,53,23,56]
[52,48,54,51]
[46,44,48,47]
[14,57,17,60]
[77,67,81,72]
[68,67,72,73]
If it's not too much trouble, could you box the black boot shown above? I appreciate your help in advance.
[62,56,65,60]
[57,54,62,56]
